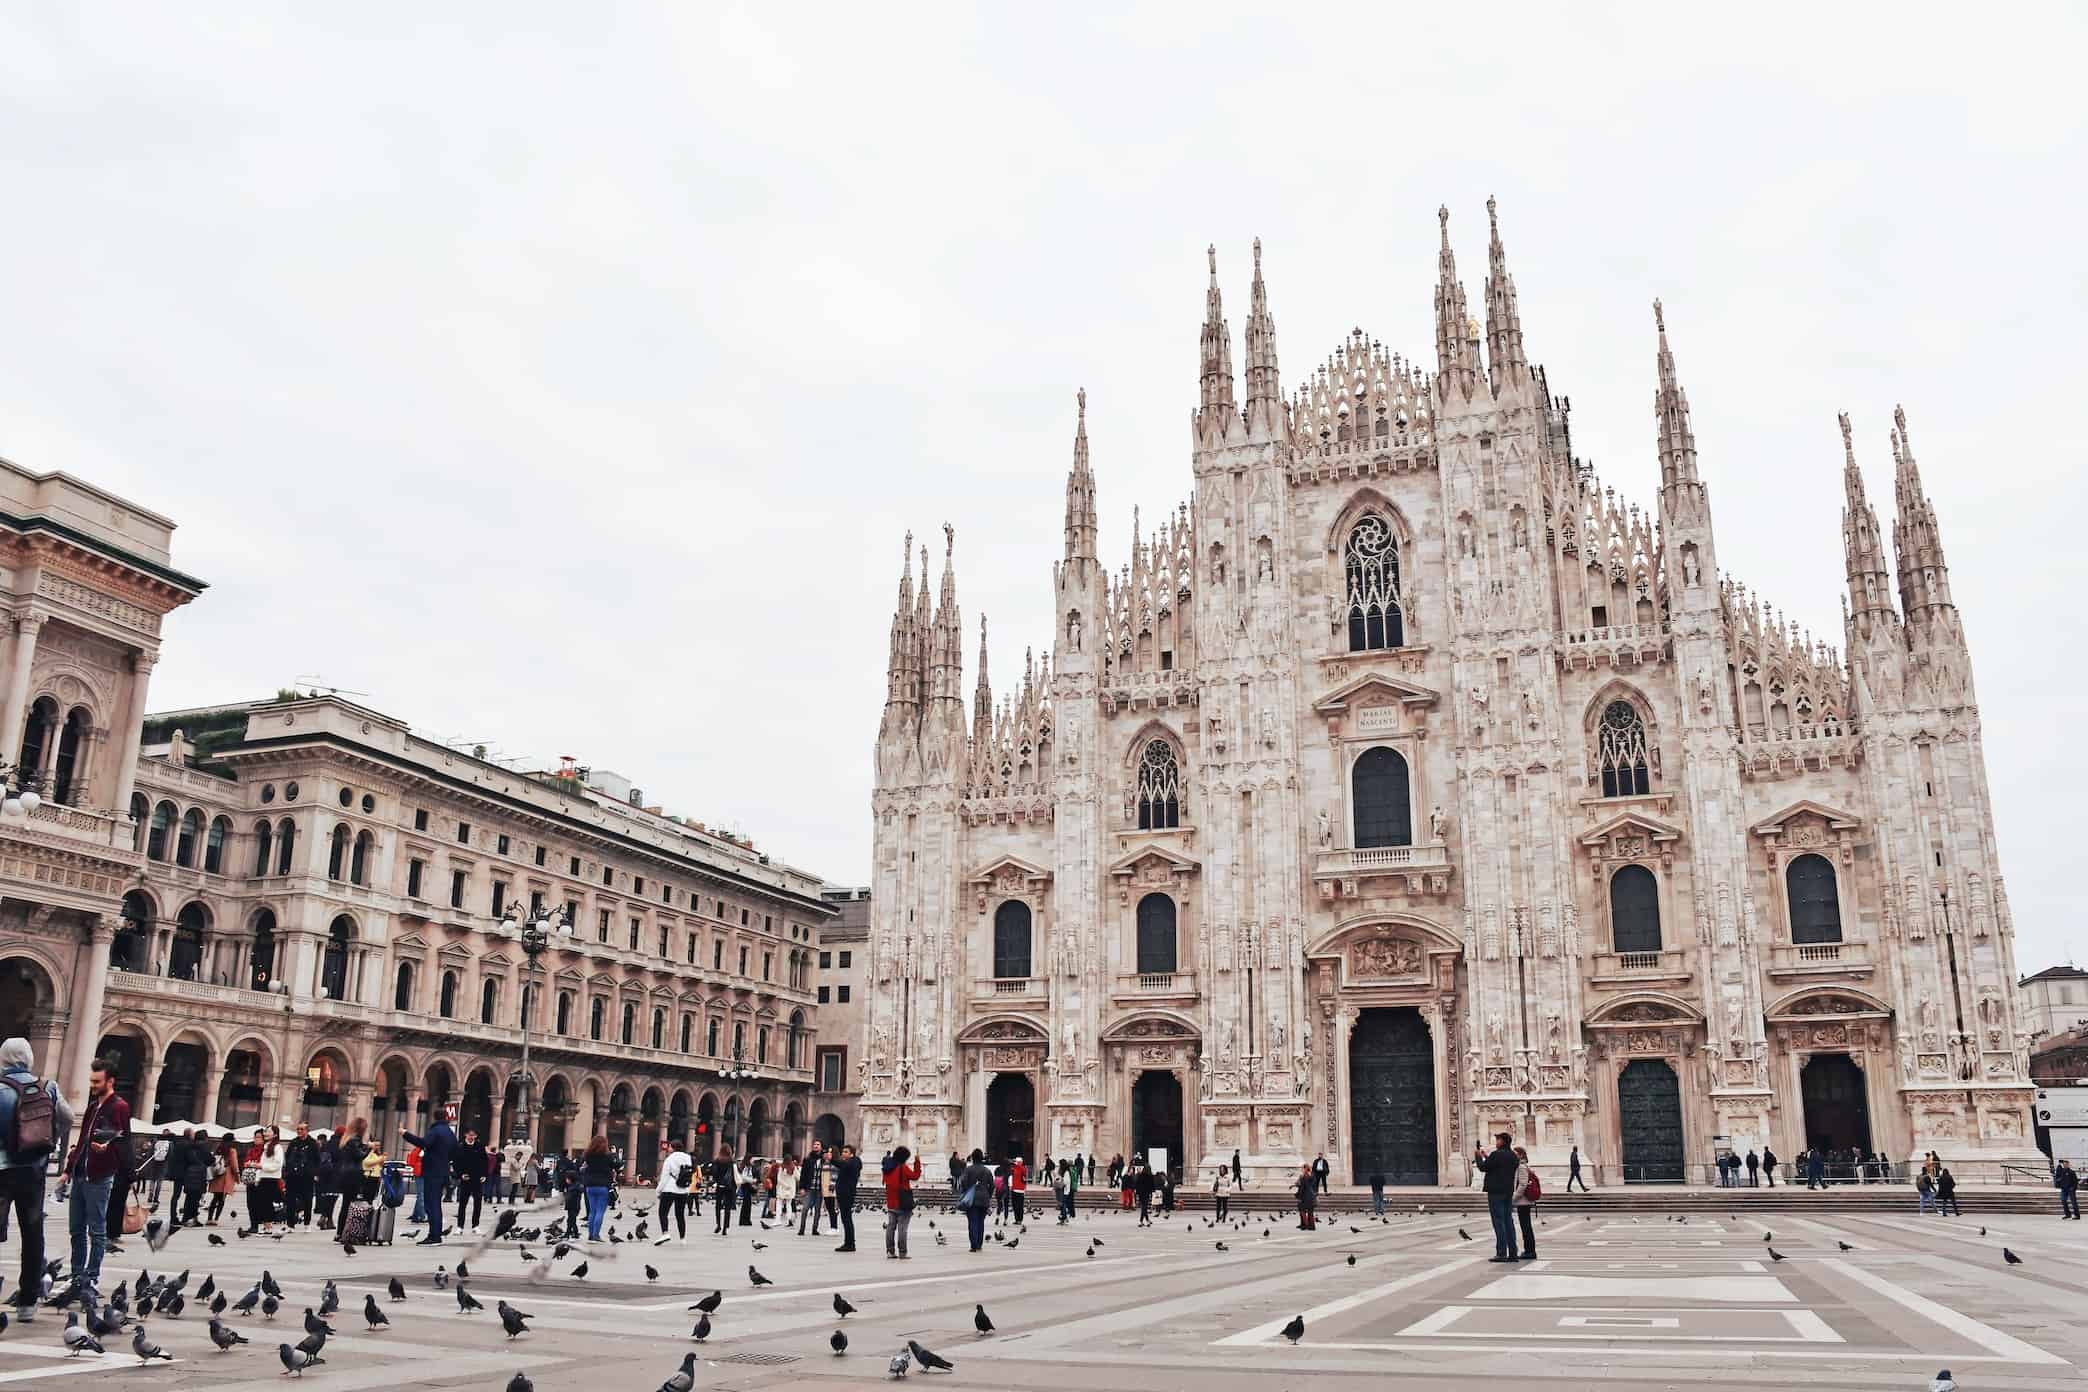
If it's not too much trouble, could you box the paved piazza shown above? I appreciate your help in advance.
[5,1196,2085,1390]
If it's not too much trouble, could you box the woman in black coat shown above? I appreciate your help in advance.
[1294,1163,1318,1230]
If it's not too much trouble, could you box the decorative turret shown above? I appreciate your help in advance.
[1063,388,1098,569]
[1890,405,1955,623]
[1483,196,1528,395]
[1653,300,1699,489]
[1242,238,1285,439]
[1196,245,1238,445]
[1433,206,1480,402]
[972,614,993,754]
[1839,412,1898,639]
[1650,301,1718,609]
[883,531,919,713]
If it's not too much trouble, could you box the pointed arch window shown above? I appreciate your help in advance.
[1610,864,1662,954]
[1345,512,1405,651]
[1135,740,1181,830]
[993,900,1033,980]
[1597,700,1652,797]
[1351,746,1413,848]
[1786,853,1843,945]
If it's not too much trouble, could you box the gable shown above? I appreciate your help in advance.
[1311,672,1440,716]
[1107,844,1200,879]
[1577,809,1685,848]
[1751,799,1862,837]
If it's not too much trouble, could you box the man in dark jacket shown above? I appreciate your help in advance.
[282,1123,320,1228]
[452,1129,489,1234]
[1,1036,73,1320]
[710,1148,738,1236]
[1474,1133,1521,1262]
[1312,1153,1330,1194]
[167,1129,208,1230]
[957,1149,993,1251]
[797,1144,824,1237]
[831,1143,862,1252]
[1760,1144,1778,1187]
[400,1115,457,1245]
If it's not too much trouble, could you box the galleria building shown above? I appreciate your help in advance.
[861,203,2038,1185]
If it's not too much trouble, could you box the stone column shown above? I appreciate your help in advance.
[64,918,115,1102]
[108,651,157,814]
[202,1060,229,1129]
[137,1052,166,1125]
[623,1112,639,1181]
[0,612,44,763]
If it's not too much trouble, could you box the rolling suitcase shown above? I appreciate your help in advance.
[339,1200,376,1246]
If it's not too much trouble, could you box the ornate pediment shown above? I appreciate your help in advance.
[436,942,473,964]
[1751,799,1862,837]
[1101,1012,1200,1043]
[1586,991,1706,1028]
[1765,986,1892,1021]
[1578,809,1684,859]
[957,1016,1049,1045]
[1107,844,1200,880]
[392,933,428,952]
[971,854,1051,911]
[1311,672,1440,716]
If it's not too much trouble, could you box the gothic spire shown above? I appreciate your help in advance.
[1433,206,1479,400]
[884,530,919,711]
[1653,299,1699,488]
[1839,412,1898,634]
[1063,388,1098,565]
[1890,405,1954,620]
[1483,196,1527,392]
[1242,237,1284,435]
[1196,244,1237,442]
[972,614,992,753]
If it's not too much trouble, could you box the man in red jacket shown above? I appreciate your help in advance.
[881,1146,921,1259]
[55,1059,128,1299]
[1008,1156,1027,1226]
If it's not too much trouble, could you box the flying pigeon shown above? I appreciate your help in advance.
[207,1315,248,1349]
[1281,1315,1306,1345]
[657,1351,698,1392]
[749,1265,773,1286]
[278,1343,324,1377]
[831,1328,849,1355]
[907,1338,954,1373]
[835,1293,857,1317]
[131,1325,174,1362]
[363,1294,389,1330]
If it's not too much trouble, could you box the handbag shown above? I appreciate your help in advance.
[957,1182,978,1211]
[122,1199,148,1235]
[241,1165,259,1186]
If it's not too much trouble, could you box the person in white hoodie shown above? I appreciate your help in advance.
[656,1144,693,1240]
[1210,1163,1233,1222]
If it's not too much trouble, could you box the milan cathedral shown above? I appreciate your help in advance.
[861,201,2036,1185]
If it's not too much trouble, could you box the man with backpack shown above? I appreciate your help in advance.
[0,1037,73,1324]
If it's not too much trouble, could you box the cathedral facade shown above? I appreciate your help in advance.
[861,203,2037,1186]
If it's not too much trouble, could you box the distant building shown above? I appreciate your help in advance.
[2020,965,2088,1043]
[2031,1025,2088,1088]
[812,886,871,1148]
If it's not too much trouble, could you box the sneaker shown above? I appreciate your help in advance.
[416,1236,443,1246]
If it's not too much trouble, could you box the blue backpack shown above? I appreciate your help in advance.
[380,1164,407,1208]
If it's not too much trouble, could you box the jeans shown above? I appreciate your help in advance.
[1516,1205,1536,1257]
[2061,1188,2081,1219]
[966,1206,987,1250]
[1011,1191,1025,1224]
[1212,1195,1226,1221]
[1486,1193,1515,1258]
[1372,1192,1385,1215]
[1567,1167,1588,1192]
[836,1197,856,1249]
[2,1166,45,1308]
[67,1175,113,1290]
[1918,1189,1934,1214]
[422,1178,447,1242]
[713,1190,733,1236]
[797,1191,820,1235]
[885,1207,912,1256]
[584,1186,611,1240]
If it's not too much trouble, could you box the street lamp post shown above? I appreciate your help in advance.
[721,1042,758,1153]
[502,903,572,1146]
[0,761,45,820]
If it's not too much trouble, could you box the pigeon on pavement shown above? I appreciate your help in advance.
[131,1325,174,1362]
[1931,1370,1956,1392]
[690,1290,722,1314]
[498,1301,532,1339]
[907,1338,955,1373]
[834,1293,857,1317]
[973,1304,994,1336]
[1281,1315,1305,1345]
[302,1308,333,1338]
[831,1328,849,1355]
[690,1312,711,1342]
[888,1349,912,1379]
[1838,1241,1854,1252]
[63,1313,105,1356]
[207,1315,248,1349]
[1767,1247,1787,1262]
[2003,1247,2023,1265]
[388,1277,407,1302]
[363,1294,389,1329]
[749,1265,773,1286]
[457,1286,484,1313]
[318,1281,339,1317]
[570,1262,589,1280]
[656,1351,698,1392]
[507,1375,534,1392]
[278,1343,324,1377]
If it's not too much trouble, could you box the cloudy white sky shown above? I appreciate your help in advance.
[2,6,2080,969]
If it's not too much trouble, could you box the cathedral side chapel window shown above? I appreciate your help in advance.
[1135,739,1182,830]
[1609,864,1662,954]
[1344,513,1405,651]
[1136,892,1178,975]
[1351,746,1413,848]
[1786,852,1843,945]
[993,900,1033,980]
[1597,700,1651,797]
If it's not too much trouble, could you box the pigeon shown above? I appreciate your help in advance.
[1281,1315,1305,1344]
[1931,1370,1956,1392]
[1346,1254,1357,1267]
[278,1343,323,1377]
[457,1260,471,1282]
[458,1285,484,1313]
[261,1271,283,1299]
[907,1338,955,1373]
[63,1313,105,1356]
[207,1233,225,1247]
[498,1301,532,1339]
[196,1275,216,1301]
[1084,1243,1094,1258]
[1763,1232,1773,1243]
[388,1277,407,1302]
[2003,1247,2023,1265]
[434,1267,450,1289]
[690,1290,723,1314]
[1979,1227,1987,1237]
[888,1349,912,1379]
[162,1292,186,1319]
[145,1218,172,1253]
[552,1243,572,1261]
[318,1281,339,1317]
[749,1265,773,1286]
[295,1328,328,1358]
[1215,1241,1229,1251]
[508,1374,534,1392]
[751,1241,768,1251]
[1767,1247,1787,1262]
[645,1265,659,1282]
[303,1308,334,1338]
[831,1326,849,1355]
[1457,1229,1472,1241]
[493,1210,518,1239]
[231,1287,260,1316]
[835,1293,857,1317]
[934,1232,948,1247]
[363,1294,389,1330]
[657,1351,698,1392]
[261,1295,280,1319]
[1837,1241,1854,1252]
[131,1324,174,1362]
[1006,1237,1019,1249]
[569,1262,589,1280]
[1092,1237,1103,1247]
[208,1315,248,1349]
[690,1312,711,1342]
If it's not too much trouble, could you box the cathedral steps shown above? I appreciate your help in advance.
[1172,1185,2056,1215]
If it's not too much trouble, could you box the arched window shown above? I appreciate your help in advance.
[788,1011,805,1067]
[439,971,459,1018]
[621,1002,636,1045]
[350,830,372,886]
[321,917,352,999]
[147,801,176,861]
[174,808,203,867]
[1610,864,1662,954]
[249,910,278,988]
[590,997,605,1041]
[130,793,150,852]
[394,961,415,1010]
[327,824,349,880]
[680,1014,693,1052]
[53,709,89,805]
[651,1008,666,1049]
[1135,740,1181,830]
[204,816,230,874]
[171,902,207,980]
[993,900,1032,980]
[1786,853,1843,945]
[275,818,296,876]
[1598,701,1651,798]
[481,978,498,1024]
[15,697,54,782]
[733,1021,746,1057]
[1352,747,1413,848]
[1136,893,1178,975]
[1344,512,1404,651]
[253,818,273,875]
[115,890,152,971]
[757,1026,770,1064]
[707,1017,720,1055]
[556,991,574,1035]
[519,982,537,1029]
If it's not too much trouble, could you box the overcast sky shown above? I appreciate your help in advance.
[2,7,2079,970]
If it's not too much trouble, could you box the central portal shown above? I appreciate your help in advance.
[1131,1070,1183,1177]
[1347,1006,1438,1185]
[985,1073,1035,1163]
[1800,1053,1873,1156]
